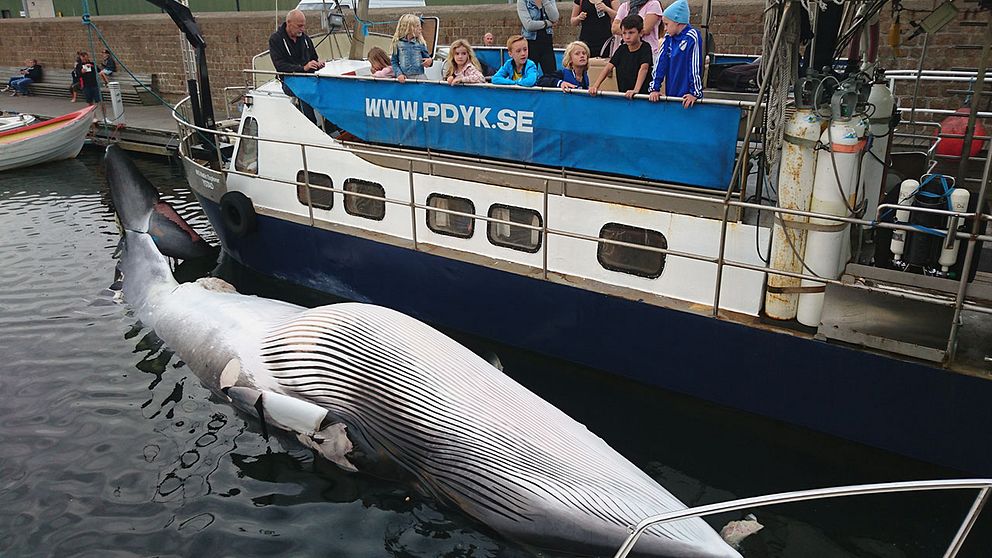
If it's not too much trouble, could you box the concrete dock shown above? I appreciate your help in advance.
[0,94,184,155]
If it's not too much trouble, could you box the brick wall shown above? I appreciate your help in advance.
[0,0,987,113]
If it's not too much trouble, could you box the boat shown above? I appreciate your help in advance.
[161,1,992,475]
[0,112,36,133]
[0,105,96,171]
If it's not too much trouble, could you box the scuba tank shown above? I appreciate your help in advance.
[765,77,822,321]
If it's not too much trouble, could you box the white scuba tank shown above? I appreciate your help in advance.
[939,188,971,272]
[796,120,865,327]
[861,83,895,219]
[838,114,869,274]
[765,109,822,321]
[890,178,919,264]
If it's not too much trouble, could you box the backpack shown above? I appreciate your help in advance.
[715,61,760,93]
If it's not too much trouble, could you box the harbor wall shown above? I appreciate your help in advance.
[0,0,987,114]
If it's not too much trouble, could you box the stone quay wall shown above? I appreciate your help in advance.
[0,0,987,114]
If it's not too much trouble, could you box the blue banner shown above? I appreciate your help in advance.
[285,76,740,190]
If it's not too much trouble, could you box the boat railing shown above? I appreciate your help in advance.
[221,86,250,121]
[172,94,992,366]
[612,478,992,558]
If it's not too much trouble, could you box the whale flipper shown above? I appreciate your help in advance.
[300,423,358,473]
[225,380,360,473]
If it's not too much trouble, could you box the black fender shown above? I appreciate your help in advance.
[219,191,256,238]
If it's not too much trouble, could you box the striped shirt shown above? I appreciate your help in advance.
[649,24,703,99]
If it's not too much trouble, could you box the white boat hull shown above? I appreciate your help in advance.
[0,106,95,172]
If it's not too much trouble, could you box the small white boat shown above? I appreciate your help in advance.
[0,105,96,171]
[0,113,36,133]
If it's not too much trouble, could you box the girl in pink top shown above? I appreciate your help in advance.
[612,0,664,57]
[444,39,486,85]
[368,47,394,78]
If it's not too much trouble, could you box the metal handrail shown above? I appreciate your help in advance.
[245,69,759,108]
[613,479,992,558]
[172,94,992,365]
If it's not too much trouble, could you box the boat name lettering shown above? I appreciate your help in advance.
[364,98,534,133]
[195,168,219,189]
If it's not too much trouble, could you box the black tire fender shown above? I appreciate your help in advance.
[219,191,257,238]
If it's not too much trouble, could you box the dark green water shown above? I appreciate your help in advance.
[0,148,988,557]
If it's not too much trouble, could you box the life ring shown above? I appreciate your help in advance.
[220,191,257,238]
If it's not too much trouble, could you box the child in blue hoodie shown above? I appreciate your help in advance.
[492,35,539,87]
[648,0,703,108]
[391,14,433,83]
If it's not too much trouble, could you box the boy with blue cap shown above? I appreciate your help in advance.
[648,0,703,108]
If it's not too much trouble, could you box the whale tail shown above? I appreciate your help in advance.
[105,145,215,315]
[105,145,215,261]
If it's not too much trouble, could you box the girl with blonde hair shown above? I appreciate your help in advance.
[390,14,433,83]
[560,41,591,90]
[443,39,485,85]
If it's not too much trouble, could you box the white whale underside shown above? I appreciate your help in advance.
[121,232,738,558]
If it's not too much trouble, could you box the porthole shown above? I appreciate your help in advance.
[597,223,667,279]
[427,194,475,239]
[487,204,542,253]
[296,170,333,210]
[234,117,258,174]
[343,179,386,220]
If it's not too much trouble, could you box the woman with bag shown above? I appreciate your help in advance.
[517,0,559,75]
[570,0,616,58]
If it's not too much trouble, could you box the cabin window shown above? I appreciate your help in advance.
[296,170,333,210]
[427,194,475,239]
[234,117,258,174]
[487,204,542,253]
[343,179,386,220]
[597,223,668,279]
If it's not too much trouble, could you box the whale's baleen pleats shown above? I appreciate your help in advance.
[105,146,741,558]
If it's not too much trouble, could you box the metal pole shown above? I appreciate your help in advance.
[409,160,418,249]
[301,144,314,227]
[945,127,992,362]
[943,487,990,558]
[945,18,992,364]
[909,32,930,126]
[713,0,793,316]
[543,178,549,281]
[349,0,368,59]
[955,20,992,187]
[700,0,712,83]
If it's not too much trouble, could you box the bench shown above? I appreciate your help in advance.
[1,66,160,105]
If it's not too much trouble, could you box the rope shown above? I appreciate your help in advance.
[80,6,218,150]
[761,0,801,169]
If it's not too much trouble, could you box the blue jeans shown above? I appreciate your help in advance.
[9,76,33,94]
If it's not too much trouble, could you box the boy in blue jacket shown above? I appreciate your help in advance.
[648,0,703,108]
[492,35,539,87]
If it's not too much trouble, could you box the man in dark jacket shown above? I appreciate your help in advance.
[5,59,42,96]
[269,9,324,124]
[75,51,101,105]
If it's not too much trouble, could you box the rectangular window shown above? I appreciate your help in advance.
[343,179,386,220]
[296,170,333,210]
[427,194,475,239]
[597,223,668,279]
[234,117,258,175]
[487,204,542,253]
